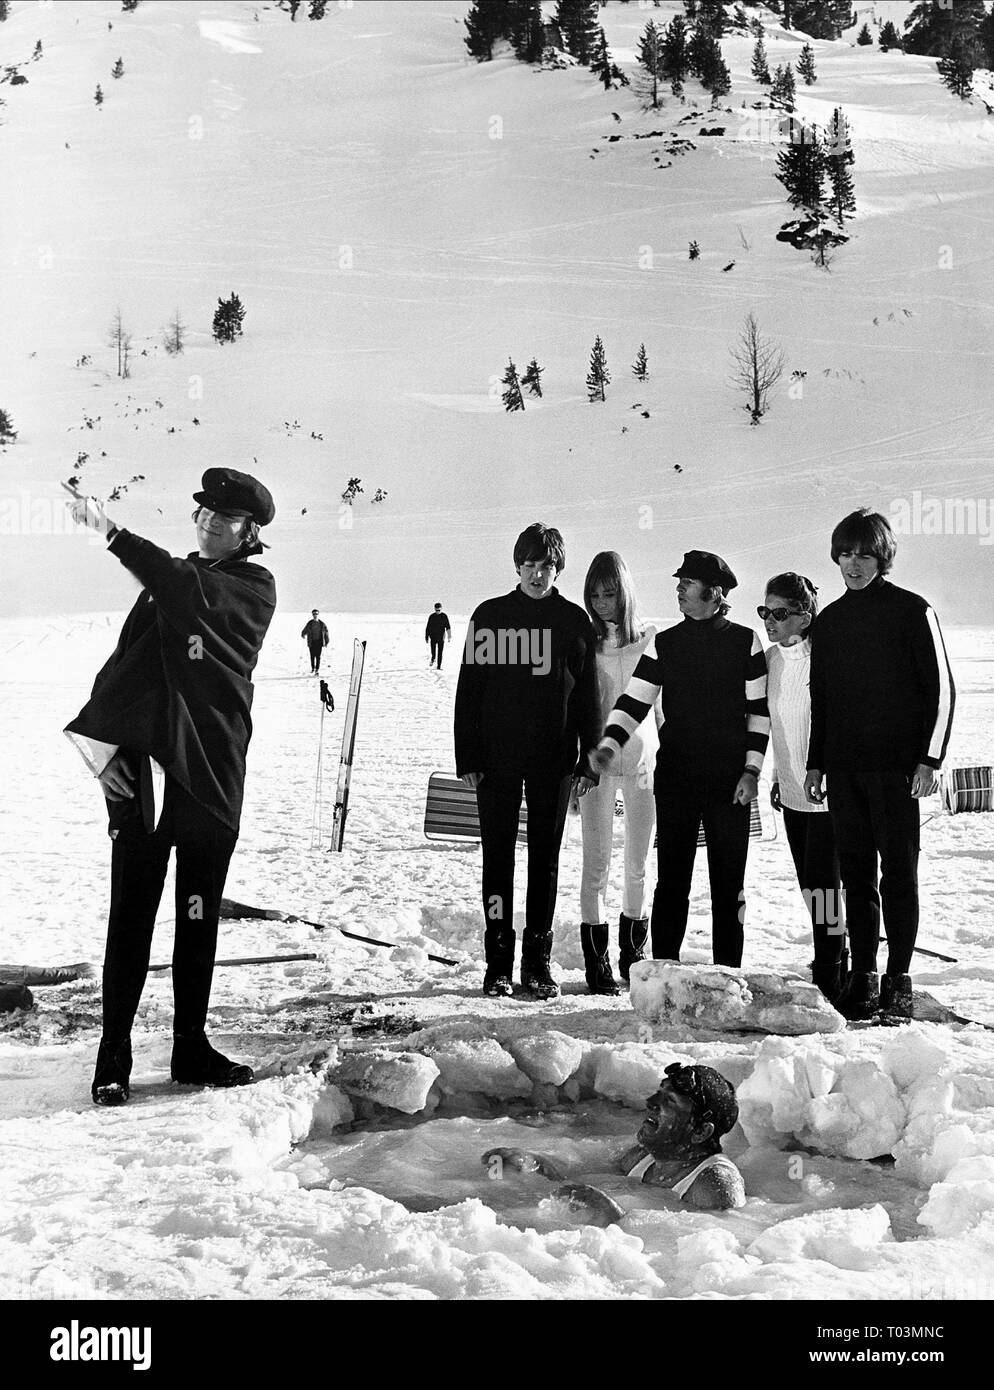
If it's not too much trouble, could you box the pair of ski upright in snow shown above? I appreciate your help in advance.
[312,639,365,853]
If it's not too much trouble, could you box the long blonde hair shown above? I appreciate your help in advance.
[584,551,644,647]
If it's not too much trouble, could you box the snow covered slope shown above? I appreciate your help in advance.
[2,0,993,622]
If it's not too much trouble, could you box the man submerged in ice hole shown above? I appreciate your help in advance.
[483,1063,745,1221]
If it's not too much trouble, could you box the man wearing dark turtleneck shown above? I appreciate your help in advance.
[805,508,955,1023]
[455,523,600,999]
[591,551,769,967]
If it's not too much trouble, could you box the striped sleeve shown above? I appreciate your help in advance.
[745,631,770,771]
[598,641,664,758]
[912,605,955,768]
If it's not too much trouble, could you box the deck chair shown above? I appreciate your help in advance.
[424,772,528,843]
[652,795,775,849]
[940,766,993,814]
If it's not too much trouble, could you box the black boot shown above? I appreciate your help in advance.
[810,959,843,1004]
[171,1033,254,1088]
[92,1036,132,1106]
[879,973,914,1024]
[834,971,880,1023]
[580,924,621,996]
[520,932,560,1000]
[618,914,649,986]
[482,924,515,997]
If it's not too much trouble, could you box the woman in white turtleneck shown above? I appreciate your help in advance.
[579,552,660,994]
[762,572,846,1003]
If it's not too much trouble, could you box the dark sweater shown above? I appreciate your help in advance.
[601,614,769,791]
[807,576,954,774]
[65,529,276,832]
[454,586,599,778]
[425,611,451,642]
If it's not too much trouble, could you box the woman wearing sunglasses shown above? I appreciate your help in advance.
[760,574,846,1002]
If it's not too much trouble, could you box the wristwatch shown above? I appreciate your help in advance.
[743,765,760,778]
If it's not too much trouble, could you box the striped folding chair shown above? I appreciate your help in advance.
[940,766,993,814]
[424,772,528,843]
[652,795,776,850]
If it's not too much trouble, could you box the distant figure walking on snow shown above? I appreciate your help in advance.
[425,602,451,669]
[64,467,277,1107]
[804,509,955,1024]
[302,609,329,674]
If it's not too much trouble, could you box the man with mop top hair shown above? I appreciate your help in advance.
[65,468,276,1105]
[804,508,955,1023]
[455,523,600,999]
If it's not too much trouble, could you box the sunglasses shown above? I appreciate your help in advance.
[757,606,804,623]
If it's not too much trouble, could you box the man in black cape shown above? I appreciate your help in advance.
[65,468,276,1105]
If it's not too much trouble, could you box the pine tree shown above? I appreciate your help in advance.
[856,23,872,46]
[212,292,246,344]
[825,107,856,223]
[508,0,544,63]
[464,0,497,61]
[689,239,701,259]
[661,15,689,87]
[938,38,975,100]
[904,1,986,58]
[878,20,902,51]
[33,40,43,59]
[697,0,726,37]
[0,2,9,20]
[709,52,731,100]
[797,43,816,85]
[121,0,141,10]
[751,35,771,84]
[586,336,610,402]
[590,28,614,88]
[684,0,698,22]
[108,307,132,378]
[112,57,124,79]
[981,9,994,69]
[94,84,104,107]
[632,344,649,382]
[309,0,328,18]
[521,358,544,397]
[502,359,525,411]
[638,18,664,109]
[0,408,16,445]
[730,312,784,423]
[790,1,851,40]
[771,63,796,112]
[556,0,600,64]
[775,121,826,210]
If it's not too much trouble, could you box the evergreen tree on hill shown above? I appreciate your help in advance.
[856,22,872,46]
[212,292,246,344]
[789,2,852,41]
[112,57,124,79]
[751,35,771,84]
[586,336,610,402]
[938,38,976,100]
[0,1,9,19]
[521,358,544,397]
[771,63,796,112]
[0,408,17,445]
[904,0,986,58]
[878,20,902,51]
[638,17,664,109]
[775,121,826,210]
[464,0,500,61]
[632,344,649,382]
[556,0,600,64]
[697,0,726,37]
[662,14,690,88]
[509,0,544,63]
[797,42,816,85]
[590,28,629,89]
[502,359,525,412]
[981,9,994,69]
[825,106,855,224]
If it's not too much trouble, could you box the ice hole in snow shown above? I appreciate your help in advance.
[288,1098,927,1250]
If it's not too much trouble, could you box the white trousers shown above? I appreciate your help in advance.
[579,773,656,923]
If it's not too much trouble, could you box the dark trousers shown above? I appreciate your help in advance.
[827,767,920,975]
[651,785,751,967]
[429,637,444,668]
[476,769,572,972]
[308,643,323,672]
[102,777,238,1043]
[782,807,845,965]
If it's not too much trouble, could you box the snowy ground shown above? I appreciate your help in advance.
[2,612,994,1303]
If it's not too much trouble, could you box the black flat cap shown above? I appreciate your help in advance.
[193,467,275,526]
[673,549,737,591]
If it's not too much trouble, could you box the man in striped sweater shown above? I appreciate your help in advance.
[590,551,769,967]
[804,509,955,1023]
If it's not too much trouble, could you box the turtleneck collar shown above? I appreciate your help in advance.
[682,612,729,635]
[843,574,887,601]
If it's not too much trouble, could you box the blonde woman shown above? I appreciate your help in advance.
[579,552,659,992]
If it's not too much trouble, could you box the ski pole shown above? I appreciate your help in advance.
[219,897,458,966]
[148,952,318,972]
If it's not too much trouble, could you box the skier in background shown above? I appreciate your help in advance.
[302,609,329,674]
[64,467,277,1106]
[425,602,451,669]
